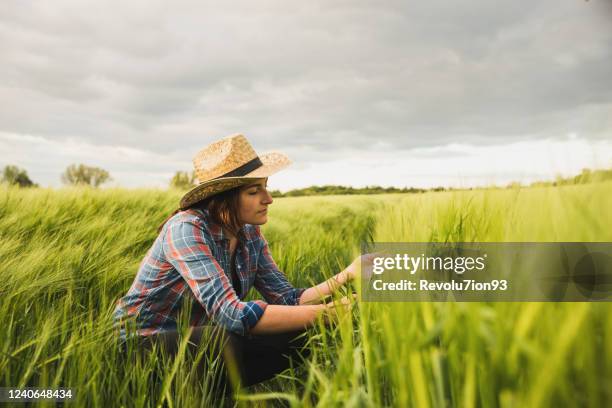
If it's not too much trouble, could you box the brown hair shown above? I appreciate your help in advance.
[157,187,243,236]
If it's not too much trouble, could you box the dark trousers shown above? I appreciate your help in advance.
[134,326,310,394]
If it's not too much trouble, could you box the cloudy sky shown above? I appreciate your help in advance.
[1,0,611,191]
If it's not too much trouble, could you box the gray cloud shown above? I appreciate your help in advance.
[0,0,610,170]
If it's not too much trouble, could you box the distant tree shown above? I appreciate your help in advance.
[1,165,36,187]
[574,168,592,184]
[61,164,111,187]
[170,171,196,190]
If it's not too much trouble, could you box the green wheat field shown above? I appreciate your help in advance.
[1,181,611,407]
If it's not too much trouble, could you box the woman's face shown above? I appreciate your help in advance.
[237,178,273,225]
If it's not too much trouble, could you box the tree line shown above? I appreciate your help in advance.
[165,167,612,196]
[3,165,612,193]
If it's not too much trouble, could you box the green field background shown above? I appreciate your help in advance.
[1,182,611,407]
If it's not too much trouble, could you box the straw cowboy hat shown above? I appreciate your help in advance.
[179,134,291,209]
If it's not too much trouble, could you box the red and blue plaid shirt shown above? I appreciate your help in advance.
[113,208,305,339]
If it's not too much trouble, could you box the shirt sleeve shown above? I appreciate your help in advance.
[162,219,268,336]
[254,228,306,305]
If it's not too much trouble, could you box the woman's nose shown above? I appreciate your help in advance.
[263,190,273,204]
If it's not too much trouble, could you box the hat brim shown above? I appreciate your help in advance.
[179,151,291,209]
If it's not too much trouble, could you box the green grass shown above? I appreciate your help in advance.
[0,182,611,407]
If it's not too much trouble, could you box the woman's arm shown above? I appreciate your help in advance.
[298,271,350,305]
[249,304,326,334]
[297,253,379,305]
[249,297,354,335]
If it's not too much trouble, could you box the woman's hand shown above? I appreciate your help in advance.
[300,253,383,306]
[322,294,358,324]
[343,253,381,282]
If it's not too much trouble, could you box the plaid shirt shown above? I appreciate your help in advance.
[113,208,305,339]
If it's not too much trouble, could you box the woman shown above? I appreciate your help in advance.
[113,134,363,394]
